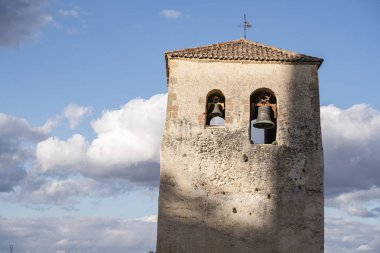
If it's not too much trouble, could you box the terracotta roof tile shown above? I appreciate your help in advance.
[166,39,323,67]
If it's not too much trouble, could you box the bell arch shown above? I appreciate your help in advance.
[250,88,277,144]
[206,89,225,126]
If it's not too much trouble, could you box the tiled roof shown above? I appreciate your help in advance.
[166,39,323,67]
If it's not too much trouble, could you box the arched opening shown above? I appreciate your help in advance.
[206,90,225,126]
[250,89,277,144]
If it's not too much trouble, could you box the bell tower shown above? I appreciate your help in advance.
[157,39,324,253]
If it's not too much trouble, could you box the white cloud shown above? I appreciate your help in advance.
[0,216,157,253]
[37,116,60,133]
[321,104,380,145]
[40,14,54,24]
[35,94,167,184]
[325,217,380,253]
[2,94,166,206]
[160,9,182,19]
[18,177,97,206]
[87,94,166,169]
[326,186,380,217]
[10,172,145,206]
[59,9,79,17]
[36,134,88,172]
[63,104,92,129]
[136,215,157,223]
[357,244,374,251]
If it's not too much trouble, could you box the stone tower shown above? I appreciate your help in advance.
[157,39,324,253]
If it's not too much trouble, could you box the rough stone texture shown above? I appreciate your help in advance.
[157,58,324,253]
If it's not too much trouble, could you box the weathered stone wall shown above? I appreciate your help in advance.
[157,59,324,253]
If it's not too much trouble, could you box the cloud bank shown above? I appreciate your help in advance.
[321,104,380,217]
[0,216,157,253]
[326,187,380,217]
[1,216,379,253]
[2,97,380,216]
[322,104,380,196]
[1,95,380,252]
[325,217,380,253]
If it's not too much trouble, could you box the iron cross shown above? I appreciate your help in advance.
[238,14,252,39]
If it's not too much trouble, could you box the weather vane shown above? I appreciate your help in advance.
[238,14,252,39]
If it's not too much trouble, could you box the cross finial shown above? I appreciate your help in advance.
[238,14,252,39]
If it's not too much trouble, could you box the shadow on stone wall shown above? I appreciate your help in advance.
[156,65,323,253]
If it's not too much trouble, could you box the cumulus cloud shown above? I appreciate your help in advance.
[325,217,380,253]
[87,94,166,170]
[0,0,52,47]
[33,101,380,201]
[321,104,380,197]
[0,216,157,253]
[1,94,166,206]
[63,104,92,129]
[160,9,182,19]
[36,134,88,172]
[35,94,167,186]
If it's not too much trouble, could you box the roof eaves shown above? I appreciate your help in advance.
[165,39,323,68]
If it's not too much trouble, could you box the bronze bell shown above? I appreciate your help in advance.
[210,103,223,117]
[253,106,275,129]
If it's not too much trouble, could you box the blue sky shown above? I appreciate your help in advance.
[1,1,380,252]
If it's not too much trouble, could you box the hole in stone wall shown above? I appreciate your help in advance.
[250,89,277,144]
[209,116,225,126]
[243,154,248,162]
[233,208,237,213]
[251,125,265,144]
[206,90,225,126]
